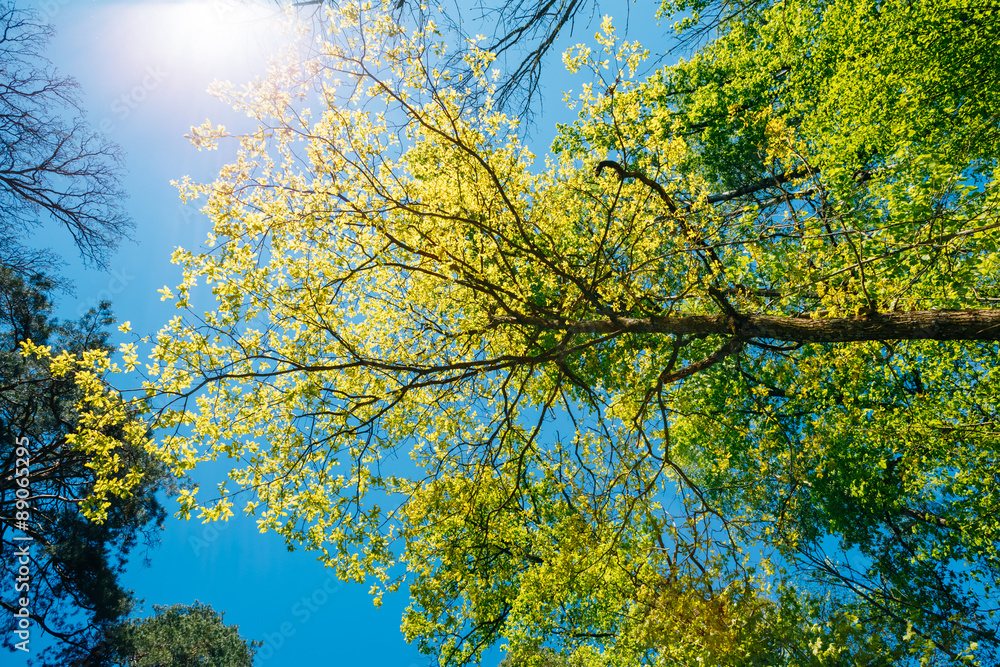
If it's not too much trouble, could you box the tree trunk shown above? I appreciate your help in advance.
[492,310,1000,343]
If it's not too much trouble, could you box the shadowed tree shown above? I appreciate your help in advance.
[70,602,259,667]
[0,2,131,274]
[0,270,178,664]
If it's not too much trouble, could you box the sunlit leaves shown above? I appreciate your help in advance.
[36,0,1000,664]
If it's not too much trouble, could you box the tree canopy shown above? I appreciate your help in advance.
[37,0,1000,664]
[0,270,177,664]
[90,601,259,667]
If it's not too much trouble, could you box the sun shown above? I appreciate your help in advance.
[74,1,295,111]
[131,1,290,81]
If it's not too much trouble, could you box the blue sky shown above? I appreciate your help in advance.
[35,3,438,665]
[20,1,673,665]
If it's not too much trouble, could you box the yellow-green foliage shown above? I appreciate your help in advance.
[38,0,1000,664]
[19,338,150,523]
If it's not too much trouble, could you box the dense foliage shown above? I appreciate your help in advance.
[0,271,175,664]
[37,0,1000,664]
[95,602,258,667]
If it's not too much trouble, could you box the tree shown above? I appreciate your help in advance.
[286,0,776,119]
[498,647,573,667]
[78,602,259,667]
[0,270,178,664]
[284,0,601,117]
[45,0,1000,664]
[0,3,131,273]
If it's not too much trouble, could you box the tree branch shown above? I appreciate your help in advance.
[492,309,1000,343]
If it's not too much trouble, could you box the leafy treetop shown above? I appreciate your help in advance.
[29,0,1000,664]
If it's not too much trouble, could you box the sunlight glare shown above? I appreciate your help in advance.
[95,1,294,108]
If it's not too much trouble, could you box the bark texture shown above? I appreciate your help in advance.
[492,310,1000,342]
